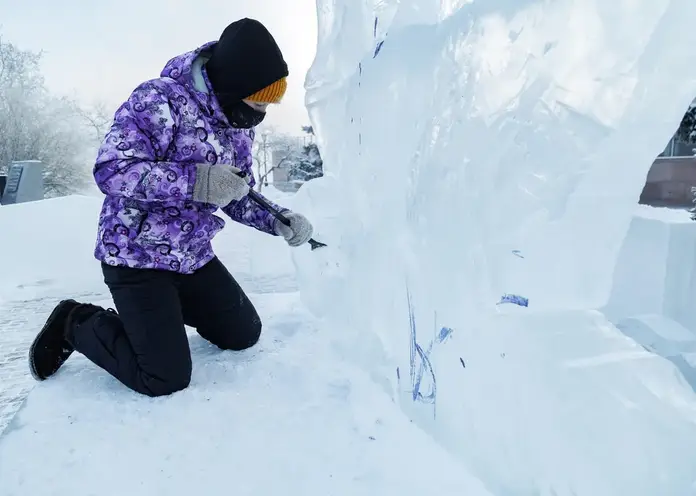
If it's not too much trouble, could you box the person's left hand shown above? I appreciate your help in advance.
[274,211,314,247]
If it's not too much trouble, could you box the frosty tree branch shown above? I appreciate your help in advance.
[0,33,97,197]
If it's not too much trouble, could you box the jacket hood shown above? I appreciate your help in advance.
[159,42,219,110]
[160,41,217,94]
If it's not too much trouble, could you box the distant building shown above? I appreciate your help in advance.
[659,135,696,158]
[263,131,322,193]
[270,148,302,193]
[640,133,696,208]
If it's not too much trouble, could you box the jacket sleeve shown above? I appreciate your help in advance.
[93,80,197,203]
[221,172,285,236]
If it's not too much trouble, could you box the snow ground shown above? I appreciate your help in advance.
[0,194,490,496]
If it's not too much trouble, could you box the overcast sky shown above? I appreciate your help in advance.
[0,0,318,135]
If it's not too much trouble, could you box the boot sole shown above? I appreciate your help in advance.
[28,299,78,381]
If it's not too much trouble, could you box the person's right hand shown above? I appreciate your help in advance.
[193,164,250,206]
[274,211,314,247]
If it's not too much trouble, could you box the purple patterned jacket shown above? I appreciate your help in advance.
[93,42,284,274]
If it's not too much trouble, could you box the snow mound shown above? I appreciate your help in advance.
[603,206,696,393]
[290,0,696,494]
[0,196,104,298]
[605,207,696,333]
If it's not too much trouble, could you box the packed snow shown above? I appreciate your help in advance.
[3,0,696,494]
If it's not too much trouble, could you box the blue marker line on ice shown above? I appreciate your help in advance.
[498,294,529,307]
[437,327,453,343]
[413,342,436,404]
[406,287,455,418]
[407,287,432,405]
[374,40,385,58]
[407,286,417,394]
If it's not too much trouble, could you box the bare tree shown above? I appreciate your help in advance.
[251,126,302,192]
[257,144,300,190]
[0,34,92,197]
[0,35,45,173]
[252,128,273,188]
[70,100,113,147]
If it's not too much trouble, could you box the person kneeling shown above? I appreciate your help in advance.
[28,18,314,397]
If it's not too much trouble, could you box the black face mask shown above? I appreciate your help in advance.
[221,100,266,129]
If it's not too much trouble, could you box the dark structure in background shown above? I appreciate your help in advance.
[271,126,324,193]
[639,136,696,209]
[0,161,45,206]
[288,126,323,184]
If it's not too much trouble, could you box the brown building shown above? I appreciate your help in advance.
[640,136,696,209]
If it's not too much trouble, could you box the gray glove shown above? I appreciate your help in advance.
[193,164,250,206]
[274,211,314,247]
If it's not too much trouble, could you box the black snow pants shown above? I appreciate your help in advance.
[67,257,261,397]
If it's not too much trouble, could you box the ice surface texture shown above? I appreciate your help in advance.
[290,0,696,494]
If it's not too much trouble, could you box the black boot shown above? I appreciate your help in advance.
[28,299,80,380]
[28,300,107,381]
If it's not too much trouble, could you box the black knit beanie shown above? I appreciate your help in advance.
[205,18,289,108]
